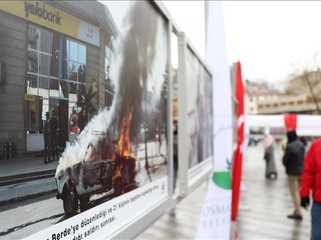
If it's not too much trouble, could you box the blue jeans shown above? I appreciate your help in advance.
[311,201,321,240]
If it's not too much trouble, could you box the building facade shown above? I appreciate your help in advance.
[0,1,117,156]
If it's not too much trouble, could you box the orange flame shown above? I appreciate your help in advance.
[118,110,135,158]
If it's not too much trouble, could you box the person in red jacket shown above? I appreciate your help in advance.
[300,138,321,240]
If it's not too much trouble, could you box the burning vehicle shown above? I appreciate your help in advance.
[56,112,139,217]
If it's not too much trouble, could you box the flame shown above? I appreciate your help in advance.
[118,110,135,158]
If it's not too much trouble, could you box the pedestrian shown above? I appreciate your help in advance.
[299,136,307,148]
[170,123,178,217]
[300,138,321,239]
[50,109,59,161]
[173,126,178,191]
[282,130,305,220]
[43,111,51,164]
[70,109,79,134]
[263,133,277,179]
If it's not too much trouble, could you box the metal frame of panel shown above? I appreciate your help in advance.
[16,0,214,239]
[177,32,213,197]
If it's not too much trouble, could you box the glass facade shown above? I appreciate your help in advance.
[27,24,87,134]
[105,45,115,109]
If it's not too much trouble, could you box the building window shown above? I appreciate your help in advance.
[65,38,87,124]
[66,39,86,84]
[26,24,87,134]
[27,26,52,76]
[105,45,115,109]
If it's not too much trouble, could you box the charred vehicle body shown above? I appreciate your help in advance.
[56,142,138,217]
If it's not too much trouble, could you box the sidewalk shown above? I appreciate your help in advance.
[0,155,59,205]
[0,155,58,178]
[138,141,312,239]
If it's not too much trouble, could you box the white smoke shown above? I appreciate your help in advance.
[55,23,125,177]
[55,106,115,176]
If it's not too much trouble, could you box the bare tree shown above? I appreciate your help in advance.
[285,52,321,114]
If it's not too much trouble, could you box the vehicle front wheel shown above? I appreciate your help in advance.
[63,184,79,217]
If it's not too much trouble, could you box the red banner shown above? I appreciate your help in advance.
[231,61,244,221]
[284,114,297,130]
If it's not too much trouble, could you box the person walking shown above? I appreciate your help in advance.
[283,130,305,220]
[43,111,51,164]
[50,109,59,161]
[170,124,178,217]
[263,133,277,179]
[300,138,321,240]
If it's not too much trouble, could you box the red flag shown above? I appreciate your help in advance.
[284,114,297,130]
[231,61,244,221]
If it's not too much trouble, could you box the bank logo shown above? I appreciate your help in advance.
[24,1,61,26]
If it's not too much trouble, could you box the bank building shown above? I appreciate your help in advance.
[0,1,119,157]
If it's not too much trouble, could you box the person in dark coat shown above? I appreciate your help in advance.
[263,133,277,179]
[50,110,59,161]
[283,130,305,220]
[170,123,178,217]
[43,112,51,164]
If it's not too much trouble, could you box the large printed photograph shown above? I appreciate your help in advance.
[56,1,169,217]
[0,1,169,239]
[185,47,213,170]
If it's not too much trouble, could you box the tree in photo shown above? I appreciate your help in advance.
[76,80,98,132]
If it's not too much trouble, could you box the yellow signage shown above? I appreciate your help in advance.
[25,93,36,101]
[0,1,79,41]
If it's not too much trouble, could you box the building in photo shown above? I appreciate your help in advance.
[0,1,118,156]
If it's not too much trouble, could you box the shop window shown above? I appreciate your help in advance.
[68,62,78,81]
[38,77,49,98]
[105,45,115,109]
[49,79,59,97]
[69,91,77,103]
[28,26,40,50]
[27,52,38,73]
[27,75,38,95]
[69,82,78,95]
[26,24,89,138]
[27,25,52,76]
[79,45,86,63]
[40,30,51,53]
[68,41,78,62]
[39,54,50,75]
[66,38,86,83]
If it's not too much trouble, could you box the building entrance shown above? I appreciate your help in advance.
[49,98,68,149]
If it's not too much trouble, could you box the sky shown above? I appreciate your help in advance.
[162,1,321,84]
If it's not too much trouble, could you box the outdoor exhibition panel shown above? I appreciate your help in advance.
[0,0,215,239]
[4,0,174,239]
[177,32,213,197]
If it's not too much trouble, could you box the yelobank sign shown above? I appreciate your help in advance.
[0,1,100,46]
